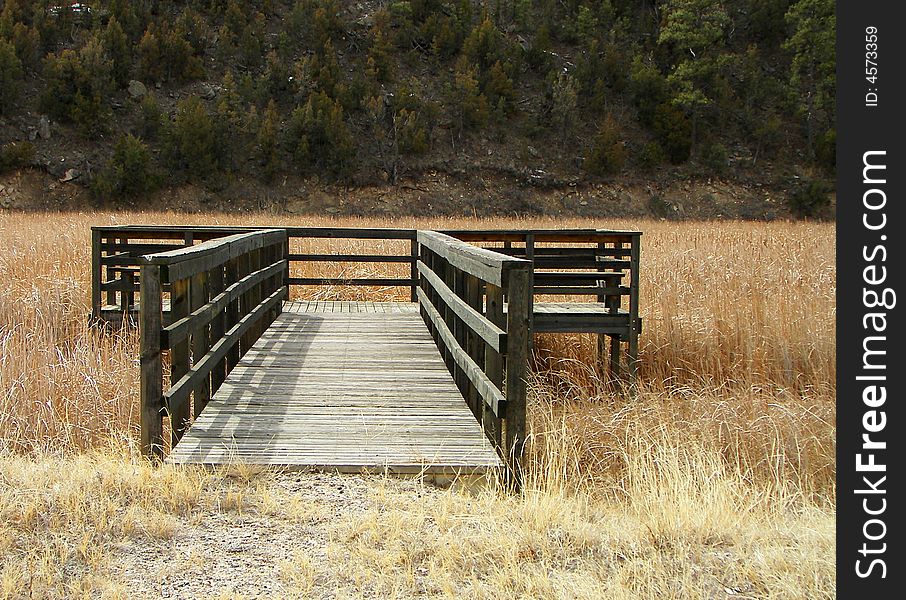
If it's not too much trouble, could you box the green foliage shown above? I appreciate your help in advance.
[169,96,218,179]
[138,25,204,84]
[462,17,513,72]
[287,91,355,178]
[789,178,832,218]
[815,128,836,174]
[255,100,281,183]
[137,93,164,141]
[543,69,578,132]
[482,60,516,117]
[368,11,395,83]
[651,102,692,164]
[637,142,666,172]
[290,0,343,48]
[658,0,730,147]
[92,135,157,201]
[2,20,40,71]
[784,0,835,157]
[102,17,131,87]
[0,141,34,174]
[448,60,489,136]
[629,60,670,128]
[0,39,23,115]
[137,29,162,82]
[41,38,114,135]
[584,116,626,176]
[213,71,246,170]
[701,142,728,175]
[260,50,293,102]
[394,86,439,155]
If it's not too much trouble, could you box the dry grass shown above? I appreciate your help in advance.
[0,211,835,598]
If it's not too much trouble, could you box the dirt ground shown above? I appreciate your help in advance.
[1,166,807,221]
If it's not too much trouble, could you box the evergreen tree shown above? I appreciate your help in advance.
[171,96,218,179]
[657,0,730,149]
[0,39,23,115]
[287,91,355,178]
[784,0,835,158]
[255,100,281,182]
[102,17,131,87]
[93,134,157,200]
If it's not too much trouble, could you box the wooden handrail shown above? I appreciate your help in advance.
[415,230,532,479]
[138,229,288,459]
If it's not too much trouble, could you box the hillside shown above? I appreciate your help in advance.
[0,0,835,217]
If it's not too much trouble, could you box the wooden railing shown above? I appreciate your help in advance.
[416,231,532,472]
[138,229,288,459]
[446,229,642,378]
[91,225,418,321]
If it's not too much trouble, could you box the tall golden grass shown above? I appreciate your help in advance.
[0,211,835,597]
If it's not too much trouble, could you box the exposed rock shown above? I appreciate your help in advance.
[38,116,51,140]
[128,80,147,99]
[59,169,81,183]
[200,83,217,100]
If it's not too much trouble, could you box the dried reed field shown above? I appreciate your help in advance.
[0,212,835,598]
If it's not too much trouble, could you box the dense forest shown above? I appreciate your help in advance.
[0,0,835,216]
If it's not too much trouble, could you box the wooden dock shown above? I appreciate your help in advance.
[168,301,502,473]
[95,225,641,479]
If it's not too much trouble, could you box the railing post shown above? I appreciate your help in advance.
[209,264,226,395]
[484,284,504,448]
[169,277,191,447]
[139,264,164,460]
[627,235,641,383]
[190,270,210,418]
[121,269,135,315]
[226,256,241,371]
[91,229,102,321]
[409,238,418,302]
[504,265,531,480]
[464,274,482,420]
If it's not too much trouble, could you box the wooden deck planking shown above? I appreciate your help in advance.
[167,301,503,473]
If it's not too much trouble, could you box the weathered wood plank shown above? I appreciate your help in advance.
[168,304,502,474]
[139,264,163,460]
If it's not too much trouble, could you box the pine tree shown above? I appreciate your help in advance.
[102,17,131,87]
[657,0,730,150]
[0,39,23,115]
[137,28,162,83]
[171,96,218,179]
[784,0,835,157]
[256,100,281,182]
[287,91,355,177]
[448,60,488,137]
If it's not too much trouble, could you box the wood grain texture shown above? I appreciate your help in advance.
[167,302,503,474]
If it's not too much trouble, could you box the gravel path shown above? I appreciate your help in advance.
[110,471,450,599]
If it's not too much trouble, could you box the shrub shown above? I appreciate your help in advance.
[92,135,157,201]
[168,96,218,179]
[789,178,832,218]
[0,141,35,174]
[638,141,666,172]
[287,91,355,178]
[448,60,488,135]
[0,39,23,115]
[651,102,692,164]
[40,38,114,135]
[137,94,164,141]
[701,142,728,175]
[584,116,626,176]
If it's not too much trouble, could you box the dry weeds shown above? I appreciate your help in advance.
[0,211,835,598]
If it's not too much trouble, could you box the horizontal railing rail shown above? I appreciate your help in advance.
[91,226,418,320]
[139,229,288,459]
[416,230,532,476]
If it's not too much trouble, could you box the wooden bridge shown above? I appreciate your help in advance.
[91,226,641,477]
